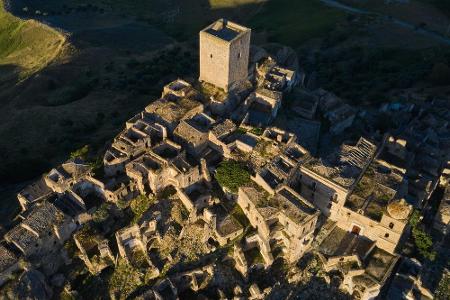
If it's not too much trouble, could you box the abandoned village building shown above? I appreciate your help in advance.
[1,18,448,300]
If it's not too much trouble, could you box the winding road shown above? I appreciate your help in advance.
[319,0,450,46]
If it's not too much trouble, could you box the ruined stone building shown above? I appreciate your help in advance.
[237,185,319,264]
[434,185,450,235]
[116,224,160,280]
[317,223,399,300]
[5,202,76,258]
[5,17,448,299]
[200,19,251,92]
[0,245,20,287]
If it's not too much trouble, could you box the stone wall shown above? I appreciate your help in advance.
[330,205,406,254]
[199,22,251,91]
[297,167,349,217]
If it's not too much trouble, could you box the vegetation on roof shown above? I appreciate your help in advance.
[365,192,390,222]
[215,160,251,193]
[250,127,264,136]
[231,204,250,228]
[130,195,155,224]
[109,258,142,299]
[409,210,436,261]
[92,202,111,224]
[245,247,264,265]
[76,225,100,250]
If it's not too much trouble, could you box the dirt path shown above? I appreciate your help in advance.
[320,0,450,46]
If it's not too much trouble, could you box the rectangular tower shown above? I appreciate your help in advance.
[199,19,251,92]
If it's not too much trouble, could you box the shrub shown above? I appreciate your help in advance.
[435,273,450,300]
[92,202,110,223]
[215,160,251,193]
[109,259,142,299]
[70,145,89,160]
[250,127,264,136]
[409,210,436,261]
[130,195,154,223]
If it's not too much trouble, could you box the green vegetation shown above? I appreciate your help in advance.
[171,202,189,225]
[236,127,247,134]
[250,127,264,136]
[435,273,450,300]
[109,258,142,300]
[46,79,97,106]
[215,160,251,193]
[409,210,436,261]
[89,156,104,178]
[209,0,264,9]
[59,290,76,300]
[158,186,176,200]
[78,274,109,300]
[130,195,155,223]
[0,0,65,78]
[231,204,250,227]
[315,46,450,105]
[76,224,99,250]
[249,0,345,46]
[92,202,111,223]
[70,145,89,160]
[245,247,264,265]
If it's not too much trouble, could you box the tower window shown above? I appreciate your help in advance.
[389,222,394,229]
[210,54,213,58]
[385,233,390,238]
[238,52,242,59]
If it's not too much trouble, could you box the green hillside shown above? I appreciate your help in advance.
[0,0,66,80]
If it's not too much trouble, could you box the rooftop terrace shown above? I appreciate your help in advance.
[319,226,374,259]
[273,187,317,224]
[346,161,405,221]
[202,19,250,42]
[304,138,377,188]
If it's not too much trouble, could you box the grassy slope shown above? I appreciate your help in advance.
[340,0,450,35]
[249,0,345,46]
[0,0,67,222]
[0,0,66,79]
[45,0,343,44]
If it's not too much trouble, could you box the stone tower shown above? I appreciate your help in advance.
[199,19,251,92]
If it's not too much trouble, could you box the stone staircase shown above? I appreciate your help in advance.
[345,138,377,168]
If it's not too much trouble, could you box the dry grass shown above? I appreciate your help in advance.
[0,0,66,80]
[209,0,266,9]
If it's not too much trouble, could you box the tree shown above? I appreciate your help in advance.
[215,160,251,193]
